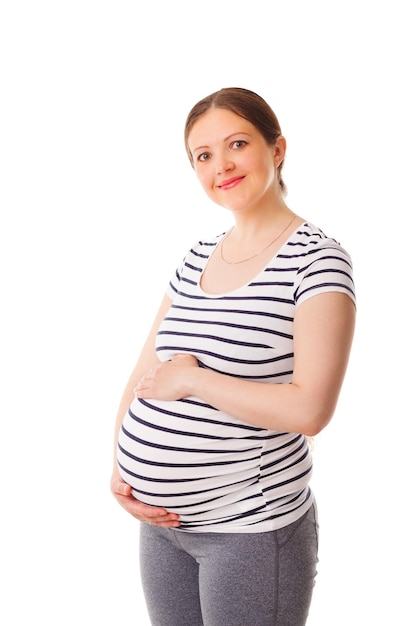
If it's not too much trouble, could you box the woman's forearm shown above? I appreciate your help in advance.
[187,368,328,436]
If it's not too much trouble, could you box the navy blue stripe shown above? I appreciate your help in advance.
[170,305,294,322]
[118,442,261,468]
[296,282,356,302]
[125,412,263,445]
[157,330,273,349]
[155,345,293,366]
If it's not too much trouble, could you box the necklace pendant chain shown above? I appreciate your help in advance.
[220,215,296,265]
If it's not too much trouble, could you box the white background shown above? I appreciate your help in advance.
[1,1,415,624]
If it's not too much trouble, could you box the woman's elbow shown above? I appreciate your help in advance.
[299,403,336,437]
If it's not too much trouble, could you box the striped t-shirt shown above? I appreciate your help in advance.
[117,222,355,533]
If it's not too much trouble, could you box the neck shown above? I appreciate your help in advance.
[230,203,293,241]
[220,211,301,265]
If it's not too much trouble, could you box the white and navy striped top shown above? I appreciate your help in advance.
[117,222,355,533]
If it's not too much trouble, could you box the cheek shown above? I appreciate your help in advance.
[257,155,277,183]
[195,168,213,192]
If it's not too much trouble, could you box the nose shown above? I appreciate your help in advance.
[215,154,234,175]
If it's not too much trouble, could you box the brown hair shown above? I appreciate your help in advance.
[184,87,287,194]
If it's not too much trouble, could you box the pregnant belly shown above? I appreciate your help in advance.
[117,397,265,516]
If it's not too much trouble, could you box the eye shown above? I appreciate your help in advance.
[196,152,211,163]
[231,140,247,150]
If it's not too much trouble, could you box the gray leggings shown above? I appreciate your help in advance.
[139,502,319,626]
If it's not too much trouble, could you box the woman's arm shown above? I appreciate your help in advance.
[135,292,356,437]
[110,293,180,527]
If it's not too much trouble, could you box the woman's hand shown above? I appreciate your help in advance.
[111,475,180,528]
[134,354,199,401]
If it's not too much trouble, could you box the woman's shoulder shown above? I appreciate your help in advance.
[173,231,226,277]
[292,221,352,259]
[295,221,341,244]
[184,231,227,259]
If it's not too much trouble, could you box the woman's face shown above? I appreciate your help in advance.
[187,108,285,214]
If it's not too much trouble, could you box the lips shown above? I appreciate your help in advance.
[217,176,245,190]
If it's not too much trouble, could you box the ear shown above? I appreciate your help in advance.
[273,135,287,167]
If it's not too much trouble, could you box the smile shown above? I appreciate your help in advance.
[217,176,245,190]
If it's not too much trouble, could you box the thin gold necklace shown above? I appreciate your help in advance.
[220,214,296,265]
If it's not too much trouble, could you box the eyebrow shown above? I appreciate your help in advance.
[191,132,251,156]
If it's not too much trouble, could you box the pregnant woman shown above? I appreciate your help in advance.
[111,87,356,626]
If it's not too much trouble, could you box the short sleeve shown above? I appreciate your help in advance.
[165,239,204,301]
[293,240,356,308]
[166,258,186,300]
